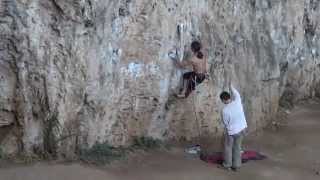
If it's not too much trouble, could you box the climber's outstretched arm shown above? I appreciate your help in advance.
[230,84,241,103]
[204,49,210,74]
[170,55,190,68]
[169,50,190,68]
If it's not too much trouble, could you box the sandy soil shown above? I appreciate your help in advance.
[0,102,319,180]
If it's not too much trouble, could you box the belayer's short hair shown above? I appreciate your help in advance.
[220,91,231,101]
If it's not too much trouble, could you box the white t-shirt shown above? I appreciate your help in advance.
[222,85,248,135]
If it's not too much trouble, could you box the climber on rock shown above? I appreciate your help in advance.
[169,40,208,98]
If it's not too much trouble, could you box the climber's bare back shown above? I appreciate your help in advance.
[190,55,206,74]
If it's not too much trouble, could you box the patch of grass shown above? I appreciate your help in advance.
[79,142,126,165]
[79,137,168,165]
[0,146,3,159]
[10,154,41,164]
[131,136,165,150]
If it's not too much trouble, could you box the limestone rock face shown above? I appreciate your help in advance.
[0,0,319,155]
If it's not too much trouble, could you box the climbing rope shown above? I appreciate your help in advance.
[191,76,202,141]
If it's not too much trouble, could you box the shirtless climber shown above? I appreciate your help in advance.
[170,41,208,98]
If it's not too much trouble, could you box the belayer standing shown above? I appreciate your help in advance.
[219,83,248,171]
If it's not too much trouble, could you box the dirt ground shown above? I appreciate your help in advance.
[0,102,319,180]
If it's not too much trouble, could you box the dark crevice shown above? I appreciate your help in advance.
[49,0,65,16]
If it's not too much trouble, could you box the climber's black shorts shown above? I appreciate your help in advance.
[183,72,205,97]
